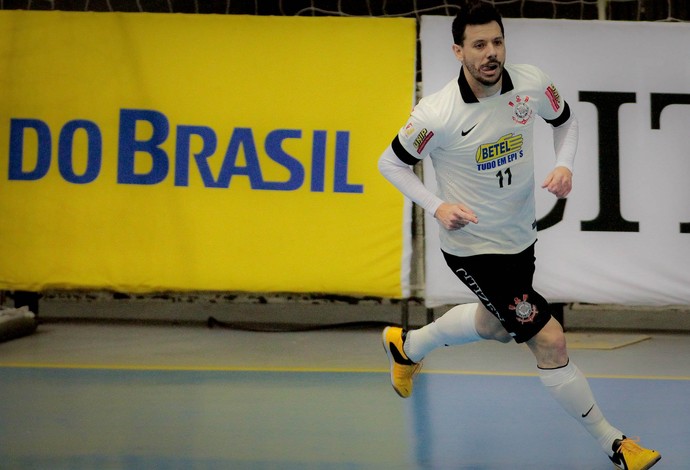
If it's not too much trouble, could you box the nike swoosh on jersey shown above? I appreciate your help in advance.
[461,123,478,136]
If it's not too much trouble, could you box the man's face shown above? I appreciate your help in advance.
[453,21,505,88]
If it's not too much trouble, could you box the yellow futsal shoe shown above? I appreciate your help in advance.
[610,437,661,470]
[382,326,422,398]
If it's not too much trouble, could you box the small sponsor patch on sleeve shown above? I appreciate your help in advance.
[413,128,434,154]
[403,122,416,138]
[545,84,561,112]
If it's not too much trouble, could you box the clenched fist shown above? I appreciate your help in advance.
[434,203,478,231]
[542,167,572,199]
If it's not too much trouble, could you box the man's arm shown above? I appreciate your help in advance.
[542,106,578,198]
[378,145,442,214]
[378,146,478,230]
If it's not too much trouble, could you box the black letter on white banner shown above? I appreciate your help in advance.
[579,91,639,232]
[651,93,690,234]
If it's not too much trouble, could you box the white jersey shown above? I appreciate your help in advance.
[393,63,570,256]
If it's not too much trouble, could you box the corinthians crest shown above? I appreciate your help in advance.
[509,294,538,324]
[509,95,533,125]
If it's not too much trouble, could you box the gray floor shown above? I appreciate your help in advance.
[1,299,688,469]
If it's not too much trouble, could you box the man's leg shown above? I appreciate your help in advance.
[403,303,509,363]
[529,318,660,469]
[381,303,483,398]
[382,326,422,398]
[383,303,511,398]
[528,318,622,450]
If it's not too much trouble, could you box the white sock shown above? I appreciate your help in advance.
[403,303,483,363]
[539,361,624,457]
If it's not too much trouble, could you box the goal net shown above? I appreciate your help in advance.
[2,0,688,22]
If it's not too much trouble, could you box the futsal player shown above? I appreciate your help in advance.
[378,3,660,469]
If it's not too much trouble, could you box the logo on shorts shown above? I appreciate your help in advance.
[454,268,504,321]
[509,294,537,324]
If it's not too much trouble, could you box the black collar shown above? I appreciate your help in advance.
[457,66,514,103]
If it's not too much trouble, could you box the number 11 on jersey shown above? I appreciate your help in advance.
[496,168,512,188]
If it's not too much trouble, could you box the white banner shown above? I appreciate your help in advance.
[420,17,690,307]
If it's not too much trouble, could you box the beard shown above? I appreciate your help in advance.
[465,60,503,86]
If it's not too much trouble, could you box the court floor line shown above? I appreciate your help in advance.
[1,362,689,381]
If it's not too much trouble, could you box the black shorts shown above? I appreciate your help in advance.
[442,243,552,343]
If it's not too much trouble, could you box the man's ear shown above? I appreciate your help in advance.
[451,43,463,62]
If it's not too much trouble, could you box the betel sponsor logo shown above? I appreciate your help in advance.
[6,109,363,194]
[474,133,524,171]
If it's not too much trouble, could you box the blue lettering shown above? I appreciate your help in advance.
[175,125,218,187]
[118,109,169,185]
[263,129,305,191]
[58,120,102,184]
[217,127,264,189]
[311,130,327,192]
[7,109,362,195]
[8,119,51,181]
[477,161,497,171]
[333,131,363,194]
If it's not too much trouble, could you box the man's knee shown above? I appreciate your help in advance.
[475,304,513,343]
[492,328,513,343]
[540,318,567,349]
[527,318,569,367]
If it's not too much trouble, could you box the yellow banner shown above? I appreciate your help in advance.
[0,11,415,297]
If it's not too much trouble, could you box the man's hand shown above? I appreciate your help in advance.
[542,167,572,199]
[434,203,478,231]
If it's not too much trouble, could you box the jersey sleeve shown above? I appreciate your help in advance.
[535,67,571,128]
[391,100,444,165]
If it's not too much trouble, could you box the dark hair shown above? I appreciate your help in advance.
[452,1,505,45]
